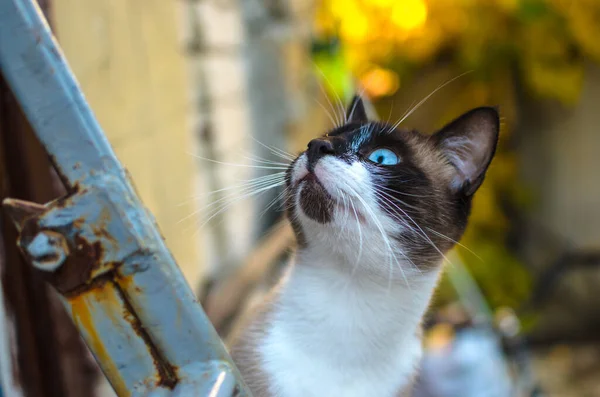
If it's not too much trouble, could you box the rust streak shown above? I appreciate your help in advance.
[69,289,130,397]
[49,234,104,294]
[61,272,112,299]
[117,276,178,389]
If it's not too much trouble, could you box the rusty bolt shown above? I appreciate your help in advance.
[25,230,69,271]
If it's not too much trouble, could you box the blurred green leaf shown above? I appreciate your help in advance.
[518,0,549,21]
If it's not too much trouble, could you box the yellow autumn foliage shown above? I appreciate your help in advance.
[315,0,600,104]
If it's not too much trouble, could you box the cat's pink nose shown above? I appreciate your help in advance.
[306,138,334,170]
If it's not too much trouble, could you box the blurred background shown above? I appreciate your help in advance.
[1,0,600,396]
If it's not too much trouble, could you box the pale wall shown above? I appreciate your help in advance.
[52,0,203,288]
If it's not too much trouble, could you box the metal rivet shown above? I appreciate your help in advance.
[25,230,69,271]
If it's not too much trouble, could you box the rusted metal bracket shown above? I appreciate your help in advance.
[0,0,250,395]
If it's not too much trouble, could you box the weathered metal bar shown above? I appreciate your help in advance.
[0,0,250,395]
[0,0,119,188]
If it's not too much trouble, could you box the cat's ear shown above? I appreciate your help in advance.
[346,95,368,123]
[435,107,500,196]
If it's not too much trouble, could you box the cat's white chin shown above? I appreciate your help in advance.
[290,154,309,186]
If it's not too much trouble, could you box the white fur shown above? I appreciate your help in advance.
[257,155,442,397]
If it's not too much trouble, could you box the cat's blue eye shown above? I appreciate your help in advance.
[367,148,400,165]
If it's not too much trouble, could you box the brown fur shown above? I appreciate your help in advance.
[230,288,281,397]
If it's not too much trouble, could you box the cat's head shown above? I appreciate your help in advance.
[285,95,499,281]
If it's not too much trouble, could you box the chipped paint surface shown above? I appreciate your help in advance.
[70,291,130,397]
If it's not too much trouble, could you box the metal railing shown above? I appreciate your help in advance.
[0,0,250,395]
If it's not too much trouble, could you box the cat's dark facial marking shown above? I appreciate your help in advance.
[285,95,499,274]
[298,177,334,223]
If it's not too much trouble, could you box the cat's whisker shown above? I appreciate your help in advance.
[349,198,364,268]
[372,187,425,213]
[390,100,415,132]
[178,174,285,225]
[345,184,414,293]
[333,189,364,293]
[336,188,347,236]
[188,153,289,170]
[375,189,427,233]
[183,172,286,204]
[341,190,352,236]
[232,171,286,181]
[200,176,285,213]
[371,194,422,261]
[388,71,472,132]
[314,98,341,129]
[177,173,285,224]
[198,180,286,230]
[371,184,424,213]
[425,227,482,261]
[369,192,424,275]
[400,100,415,120]
[336,191,352,292]
[243,154,291,167]
[248,135,296,162]
[384,99,414,134]
[376,188,454,268]
[312,62,345,127]
[376,183,435,199]
[385,99,395,125]
[211,174,285,199]
[234,146,291,164]
[343,187,396,284]
[187,180,286,238]
[258,188,288,220]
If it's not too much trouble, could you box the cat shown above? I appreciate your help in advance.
[230,95,499,397]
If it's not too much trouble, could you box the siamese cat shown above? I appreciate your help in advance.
[231,96,499,397]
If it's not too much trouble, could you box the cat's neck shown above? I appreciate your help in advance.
[275,250,441,339]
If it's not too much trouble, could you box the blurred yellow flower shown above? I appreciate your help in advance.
[371,0,397,8]
[391,0,428,32]
[360,67,400,98]
[340,12,370,43]
[314,0,600,103]
[425,323,455,351]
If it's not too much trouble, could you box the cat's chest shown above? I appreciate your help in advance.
[248,263,435,397]
[259,319,421,397]
[257,285,423,397]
